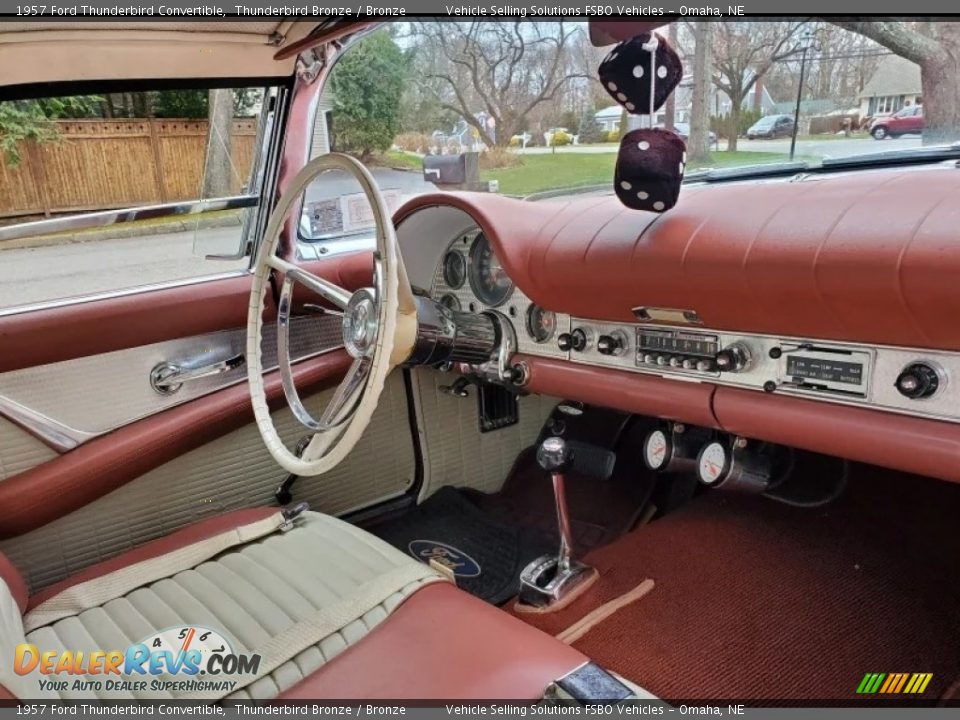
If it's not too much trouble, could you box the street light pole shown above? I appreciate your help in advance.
[789,30,814,161]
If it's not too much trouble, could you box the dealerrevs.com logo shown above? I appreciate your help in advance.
[14,625,260,695]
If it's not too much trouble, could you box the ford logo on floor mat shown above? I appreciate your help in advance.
[408,540,481,578]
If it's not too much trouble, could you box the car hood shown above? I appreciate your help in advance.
[0,20,364,90]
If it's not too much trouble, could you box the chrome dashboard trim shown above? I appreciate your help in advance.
[557,318,960,425]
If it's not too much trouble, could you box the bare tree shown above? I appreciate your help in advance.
[688,22,713,164]
[663,22,679,132]
[712,21,809,150]
[202,89,234,198]
[412,21,590,146]
[830,20,960,144]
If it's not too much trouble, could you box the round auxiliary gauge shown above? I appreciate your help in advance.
[442,250,466,289]
[697,441,730,486]
[526,304,558,344]
[439,293,461,312]
[643,429,671,471]
[468,232,514,307]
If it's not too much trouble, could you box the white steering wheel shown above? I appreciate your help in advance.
[247,153,417,476]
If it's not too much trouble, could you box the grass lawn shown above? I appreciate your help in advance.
[482,151,812,197]
[379,149,424,172]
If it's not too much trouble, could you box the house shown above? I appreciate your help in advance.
[310,85,334,158]
[672,72,778,122]
[594,105,623,132]
[858,55,922,118]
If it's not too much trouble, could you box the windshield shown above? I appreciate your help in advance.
[294,19,954,238]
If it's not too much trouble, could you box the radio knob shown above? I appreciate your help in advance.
[643,353,656,364]
[597,332,626,356]
[557,333,573,351]
[655,355,668,366]
[715,343,753,373]
[570,328,589,352]
[682,358,696,370]
[895,363,940,399]
[669,356,682,368]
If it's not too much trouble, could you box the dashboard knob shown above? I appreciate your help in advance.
[669,356,682,368]
[682,358,696,370]
[570,328,589,352]
[895,363,940,399]
[655,355,668,367]
[696,359,715,372]
[597,332,626,356]
[715,343,753,373]
[557,333,573,351]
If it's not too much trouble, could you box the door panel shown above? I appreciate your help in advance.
[0,315,341,440]
[0,252,377,537]
[0,371,415,593]
[0,418,56,481]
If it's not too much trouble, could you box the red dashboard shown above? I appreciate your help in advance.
[394,168,960,485]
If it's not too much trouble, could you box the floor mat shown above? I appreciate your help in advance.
[508,462,960,702]
[369,486,551,605]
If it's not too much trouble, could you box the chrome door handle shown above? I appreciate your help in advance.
[150,354,245,395]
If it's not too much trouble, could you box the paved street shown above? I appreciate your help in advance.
[517,135,922,158]
[0,168,433,309]
[735,135,922,158]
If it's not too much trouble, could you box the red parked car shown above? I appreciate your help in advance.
[870,105,924,139]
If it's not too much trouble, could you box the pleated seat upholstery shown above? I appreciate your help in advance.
[0,509,588,702]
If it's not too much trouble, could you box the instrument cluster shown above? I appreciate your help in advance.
[430,228,570,360]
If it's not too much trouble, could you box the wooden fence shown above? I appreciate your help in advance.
[0,119,257,220]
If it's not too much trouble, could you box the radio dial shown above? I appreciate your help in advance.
[715,343,753,373]
[597,332,627,357]
[570,328,589,352]
[895,363,941,399]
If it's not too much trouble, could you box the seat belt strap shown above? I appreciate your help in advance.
[23,510,295,633]
[184,562,447,702]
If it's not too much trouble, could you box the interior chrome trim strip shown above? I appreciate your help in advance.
[558,317,960,426]
[0,195,258,245]
[0,397,95,452]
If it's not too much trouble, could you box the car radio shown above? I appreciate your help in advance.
[773,343,871,398]
[635,327,720,374]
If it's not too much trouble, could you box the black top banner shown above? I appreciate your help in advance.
[0,0,959,18]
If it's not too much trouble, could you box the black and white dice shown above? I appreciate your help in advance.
[614,128,687,213]
[599,33,683,114]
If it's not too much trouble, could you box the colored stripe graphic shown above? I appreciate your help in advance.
[857,672,932,694]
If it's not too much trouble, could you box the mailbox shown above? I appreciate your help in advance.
[423,152,488,191]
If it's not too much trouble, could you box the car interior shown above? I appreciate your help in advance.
[0,18,958,705]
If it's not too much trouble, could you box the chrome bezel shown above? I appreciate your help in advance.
[467,232,515,308]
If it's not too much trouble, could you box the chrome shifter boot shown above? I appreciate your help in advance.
[518,436,596,609]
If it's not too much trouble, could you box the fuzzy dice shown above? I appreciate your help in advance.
[599,32,683,114]
[614,128,687,213]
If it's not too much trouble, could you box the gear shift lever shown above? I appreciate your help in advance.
[518,436,596,609]
[538,437,575,572]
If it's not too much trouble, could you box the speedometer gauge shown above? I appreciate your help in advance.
[468,233,514,307]
[442,250,466,289]
[526,305,557,344]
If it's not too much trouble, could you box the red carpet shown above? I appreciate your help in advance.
[510,464,960,702]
